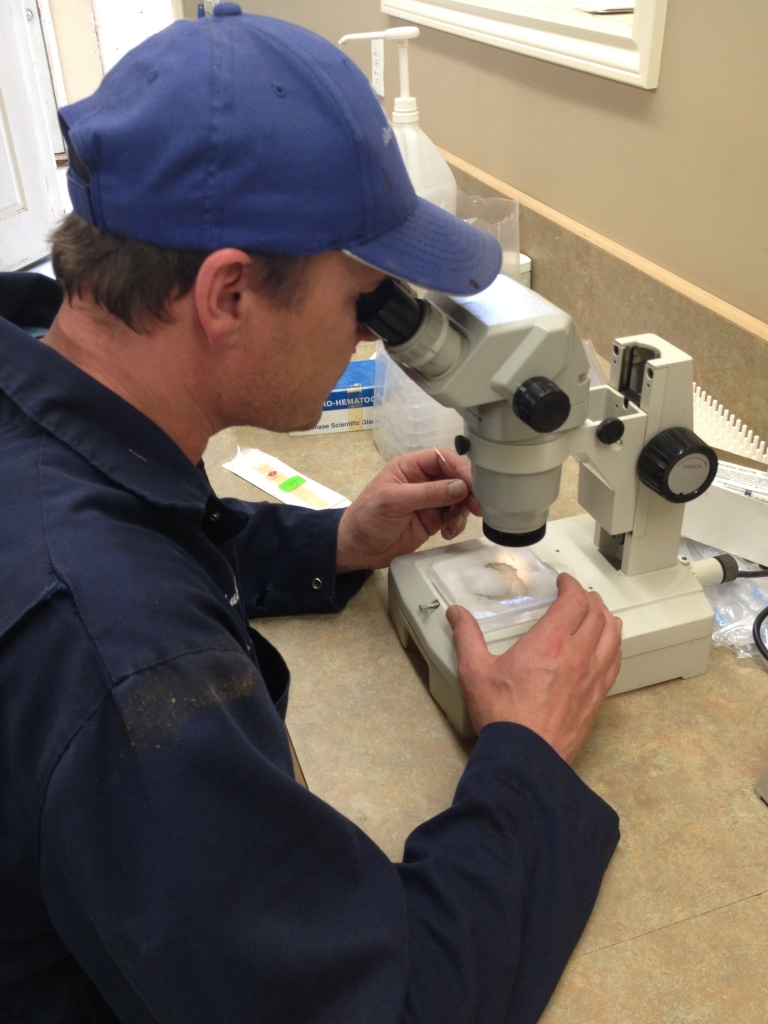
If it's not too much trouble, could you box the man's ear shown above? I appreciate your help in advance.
[194,249,254,347]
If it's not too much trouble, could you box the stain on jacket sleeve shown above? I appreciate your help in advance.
[115,648,258,751]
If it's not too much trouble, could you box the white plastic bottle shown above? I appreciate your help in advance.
[339,27,461,460]
[339,27,457,212]
[389,33,456,213]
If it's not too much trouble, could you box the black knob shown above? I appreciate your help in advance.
[355,277,424,348]
[512,377,571,434]
[454,435,471,456]
[597,417,624,445]
[637,427,718,503]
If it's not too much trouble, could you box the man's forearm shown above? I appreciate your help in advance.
[225,500,369,616]
[397,724,619,1024]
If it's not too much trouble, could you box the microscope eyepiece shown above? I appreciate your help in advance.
[357,277,466,380]
[355,278,424,348]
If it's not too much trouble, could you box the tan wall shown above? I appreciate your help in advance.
[227,0,768,327]
[183,0,387,37]
[48,0,102,103]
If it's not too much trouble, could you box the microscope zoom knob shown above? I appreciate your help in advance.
[637,427,718,503]
[512,377,571,434]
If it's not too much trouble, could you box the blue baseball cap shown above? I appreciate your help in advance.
[57,3,501,296]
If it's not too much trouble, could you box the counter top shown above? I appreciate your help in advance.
[204,420,768,1023]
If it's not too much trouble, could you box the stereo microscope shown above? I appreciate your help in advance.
[357,275,720,738]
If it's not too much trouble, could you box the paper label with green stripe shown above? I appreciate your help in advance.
[278,475,306,493]
[222,448,351,511]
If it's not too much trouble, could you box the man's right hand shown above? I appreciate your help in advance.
[446,573,622,764]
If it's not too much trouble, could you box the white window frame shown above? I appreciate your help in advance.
[380,0,668,89]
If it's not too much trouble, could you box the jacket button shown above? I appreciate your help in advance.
[311,578,323,590]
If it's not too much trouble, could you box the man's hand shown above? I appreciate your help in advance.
[447,574,622,764]
[336,448,481,573]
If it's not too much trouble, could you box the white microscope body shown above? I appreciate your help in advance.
[357,275,718,737]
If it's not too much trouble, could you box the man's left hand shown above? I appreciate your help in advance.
[336,448,481,573]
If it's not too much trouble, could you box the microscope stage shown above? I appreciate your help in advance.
[388,514,714,738]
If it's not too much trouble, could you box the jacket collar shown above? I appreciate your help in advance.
[0,315,246,541]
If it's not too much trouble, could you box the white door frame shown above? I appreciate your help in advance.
[0,0,64,270]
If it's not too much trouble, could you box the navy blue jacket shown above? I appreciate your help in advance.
[0,275,619,1024]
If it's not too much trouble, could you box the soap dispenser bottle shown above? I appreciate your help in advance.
[338,26,457,212]
[339,27,463,461]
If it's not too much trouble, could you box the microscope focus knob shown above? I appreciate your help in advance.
[512,377,571,434]
[637,427,718,503]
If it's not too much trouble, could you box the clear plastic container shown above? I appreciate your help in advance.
[456,193,520,282]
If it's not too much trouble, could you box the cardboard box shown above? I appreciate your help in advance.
[289,357,375,436]
[683,451,768,564]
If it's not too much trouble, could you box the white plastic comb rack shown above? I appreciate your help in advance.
[693,384,767,465]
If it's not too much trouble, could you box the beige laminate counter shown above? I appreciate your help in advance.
[204,421,768,1023]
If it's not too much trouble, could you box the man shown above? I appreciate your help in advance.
[0,6,622,1023]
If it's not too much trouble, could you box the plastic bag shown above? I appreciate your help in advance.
[681,538,768,671]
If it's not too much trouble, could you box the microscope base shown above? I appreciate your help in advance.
[388,513,714,739]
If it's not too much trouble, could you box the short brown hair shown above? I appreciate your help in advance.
[50,213,308,333]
